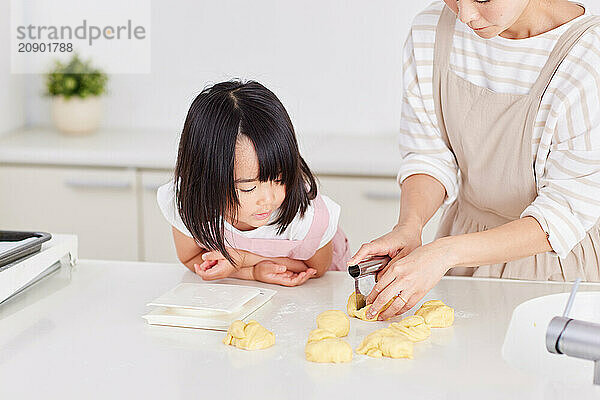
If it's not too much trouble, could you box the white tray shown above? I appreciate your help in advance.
[143,285,276,331]
[147,283,263,313]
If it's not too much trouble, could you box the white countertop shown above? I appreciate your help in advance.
[1,260,599,399]
[0,127,401,177]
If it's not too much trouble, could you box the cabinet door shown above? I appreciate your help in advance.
[0,165,139,260]
[317,176,443,254]
[139,170,179,263]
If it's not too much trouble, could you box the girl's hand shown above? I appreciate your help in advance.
[253,260,317,287]
[364,240,453,320]
[347,223,423,278]
[193,251,237,280]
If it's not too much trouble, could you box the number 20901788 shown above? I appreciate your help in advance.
[18,42,73,53]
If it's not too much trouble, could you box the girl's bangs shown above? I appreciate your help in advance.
[246,127,298,186]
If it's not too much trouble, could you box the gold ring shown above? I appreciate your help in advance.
[397,294,407,304]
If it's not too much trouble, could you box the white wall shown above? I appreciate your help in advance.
[0,0,25,135]
[22,1,600,137]
[24,0,426,137]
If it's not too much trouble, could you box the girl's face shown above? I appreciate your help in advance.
[443,0,530,39]
[230,136,286,231]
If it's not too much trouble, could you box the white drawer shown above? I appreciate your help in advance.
[0,164,139,260]
[317,175,442,254]
[139,170,179,263]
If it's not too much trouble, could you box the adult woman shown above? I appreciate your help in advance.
[349,0,600,320]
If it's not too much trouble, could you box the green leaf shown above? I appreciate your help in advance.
[44,53,108,98]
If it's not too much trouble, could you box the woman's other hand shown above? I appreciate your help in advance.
[365,238,454,320]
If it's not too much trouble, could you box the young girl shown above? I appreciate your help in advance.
[157,80,350,286]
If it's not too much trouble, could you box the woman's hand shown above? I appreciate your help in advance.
[347,222,423,271]
[364,238,454,320]
[253,260,317,287]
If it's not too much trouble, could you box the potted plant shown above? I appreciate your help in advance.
[45,54,108,135]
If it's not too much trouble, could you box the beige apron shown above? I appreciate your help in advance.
[432,6,600,281]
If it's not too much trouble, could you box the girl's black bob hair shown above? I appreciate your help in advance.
[174,80,318,265]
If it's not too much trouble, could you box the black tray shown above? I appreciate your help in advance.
[0,231,52,269]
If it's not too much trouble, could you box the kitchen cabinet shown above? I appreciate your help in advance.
[0,164,443,263]
[0,164,139,260]
[0,128,445,263]
[318,176,399,253]
[318,176,443,253]
[139,170,178,262]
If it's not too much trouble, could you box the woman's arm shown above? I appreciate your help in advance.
[366,216,552,320]
[348,174,446,265]
[439,216,552,268]
[398,174,446,231]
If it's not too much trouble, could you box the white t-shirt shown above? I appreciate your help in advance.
[156,180,341,249]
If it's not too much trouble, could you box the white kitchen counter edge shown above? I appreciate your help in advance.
[0,127,402,177]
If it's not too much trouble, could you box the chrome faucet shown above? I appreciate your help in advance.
[546,279,600,385]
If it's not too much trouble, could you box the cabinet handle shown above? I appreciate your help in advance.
[363,191,400,201]
[64,179,132,190]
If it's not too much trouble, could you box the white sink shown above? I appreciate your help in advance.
[502,291,600,384]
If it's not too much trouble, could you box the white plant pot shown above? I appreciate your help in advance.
[51,96,103,135]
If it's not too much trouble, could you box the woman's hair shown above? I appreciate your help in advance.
[174,80,318,265]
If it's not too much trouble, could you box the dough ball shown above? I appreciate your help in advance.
[389,315,431,342]
[316,310,350,337]
[307,328,337,343]
[347,292,394,321]
[356,328,413,359]
[414,300,454,328]
[305,338,353,363]
[223,320,275,350]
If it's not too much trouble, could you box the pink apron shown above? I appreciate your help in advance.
[223,194,350,271]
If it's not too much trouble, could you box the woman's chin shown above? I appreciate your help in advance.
[470,26,503,39]
[473,30,497,39]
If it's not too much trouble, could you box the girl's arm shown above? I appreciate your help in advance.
[172,226,255,278]
[172,226,333,280]
[231,242,333,286]
[227,249,308,273]
[172,226,209,273]
[233,240,333,277]
[305,240,333,277]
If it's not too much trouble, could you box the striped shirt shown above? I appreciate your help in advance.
[397,1,600,258]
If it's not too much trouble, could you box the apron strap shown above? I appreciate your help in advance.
[433,5,457,70]
[432,5,458,155]
[530,15,600,99]
[288,194,330,260]
[524,15,600,181]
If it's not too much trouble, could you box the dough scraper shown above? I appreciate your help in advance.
[347,256,391,309]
